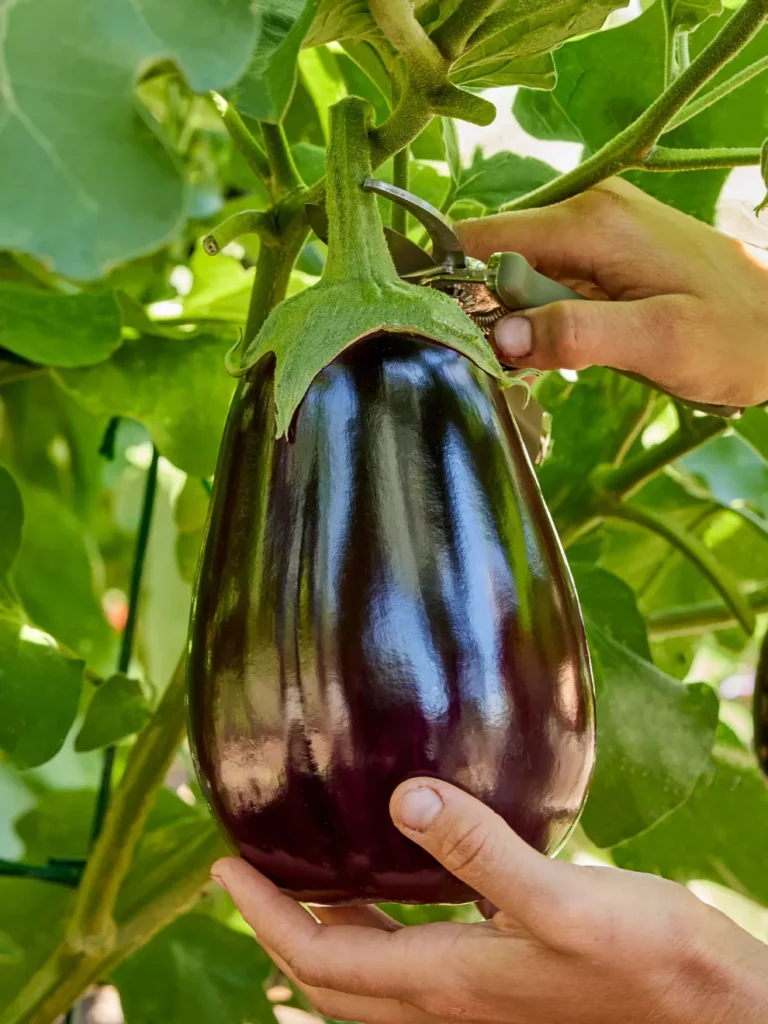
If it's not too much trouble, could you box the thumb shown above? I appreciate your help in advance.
[390,779,574,929]
[493,294,689,382]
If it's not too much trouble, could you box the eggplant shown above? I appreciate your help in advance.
[187,332,596,905]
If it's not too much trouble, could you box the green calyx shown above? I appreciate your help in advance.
[232,96,506,438]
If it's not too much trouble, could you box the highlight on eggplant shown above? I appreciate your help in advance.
[186,333,596,906]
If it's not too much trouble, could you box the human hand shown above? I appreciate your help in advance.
[457,178,768,409]
[212,779,768,1024]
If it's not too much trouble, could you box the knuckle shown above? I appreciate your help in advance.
[440,820,493,876]
[287,950,325,990]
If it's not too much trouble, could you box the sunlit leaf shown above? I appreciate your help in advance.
[74,674,152,752]
[0,0,258,278]
[581,618,719,847]
[0,467,23,582]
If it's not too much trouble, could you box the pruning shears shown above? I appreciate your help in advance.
[306,180,744,422]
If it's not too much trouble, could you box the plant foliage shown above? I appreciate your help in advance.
[1,0,767,1021]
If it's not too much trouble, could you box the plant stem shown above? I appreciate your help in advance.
[2,656,189,1024]
[598,496,755,633]
[644,145,762,170]
[260,123,304,199]
[65,654,187,959]
[664,55,768,131]
[203,210,276,255]
[391,146,410,234]
[0,859,81,887]
[504,0,768,211]
[595,417,728,499]
[89,445,159,847]
[243,219,308,342]
[211,92,270,184]
[648,581,768,639]
[431,0,502,61]
[368,0,446,84]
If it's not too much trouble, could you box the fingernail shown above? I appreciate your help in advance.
[211,871,229,893]
[398,786,443,830]
[495,316,532,360]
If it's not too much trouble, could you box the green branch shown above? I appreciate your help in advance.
[644,145,762,170]
[503,0,768,211]
[391,146,410,234]
[648,581,768,639]
[369,0,446,83]
[202,209,276,255]
[211,92,270,184]
[260,123,304,199]
[665,54,768,131]
[431,0,502,62]
[599,498,756,634]
[593,417,728,499]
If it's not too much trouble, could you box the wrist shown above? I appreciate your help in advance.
[672,913,768,1024]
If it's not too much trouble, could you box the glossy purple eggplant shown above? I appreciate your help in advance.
[187,333,595,905]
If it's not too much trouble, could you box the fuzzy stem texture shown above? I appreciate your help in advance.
[392,146,410,235]
[664,54,768,130]
[431,0,502,61]
[211,92,270,183]
[643,145,762,170]
[260,123,304,199]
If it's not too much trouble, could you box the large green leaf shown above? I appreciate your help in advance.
[305,0,381,47]
[0,286,122,367]
[513,4,768,221]
[56,333,236,477]
[735,407,768,464]
[572,564,651,658]
[0,0,258,279]
[0,467,23,582]
[12,481,113,665]
[665,0,723,33]
[0,879,75,1007]
[613,752,768,906]
[451,0,628,89]
[235,0,318,123]
[0,614,84,769]
[681,433,768,517]
[581,618,719,847]
[113,913,275,1024]
[74,674,151,752]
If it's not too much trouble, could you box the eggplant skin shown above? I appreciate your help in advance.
[187,334,596,906]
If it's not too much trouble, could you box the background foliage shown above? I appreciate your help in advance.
[1,0,768,1021]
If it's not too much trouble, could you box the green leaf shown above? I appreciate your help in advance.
[442,118,462,187]
[113,913,275,1024]
[572,564,651,658]
[756,137,768,214]
[0,286,122,367]
[451,0,628,88]
[235,0,318,123]
[0,879,75,1006]
[453,53,557,90]
[15,787,198,863]
[0,0,258,279]
[454,149,558,211]
[513,88,583,143]
[734,407,768,465]
[12,481,114,664]
[613,753,768,905]
[305,0,381,47]
[74,674,152,752]
[299,46,347,141]
[681,433,768,517]
[581,618,719,847]
[0,615,84,769]
[0,466,23,582]
[336,50,390,125]
[56,333,236,477]
[602,498,756,634]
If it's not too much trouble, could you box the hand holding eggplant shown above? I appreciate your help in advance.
[459,177,768,410]
[212,778,768,1024]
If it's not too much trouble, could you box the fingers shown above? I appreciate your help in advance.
[211,857,436,1000]
[389,779,578,933]
[265,944,436,1024]
[492,293,708,394]
[311,904,401,931]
